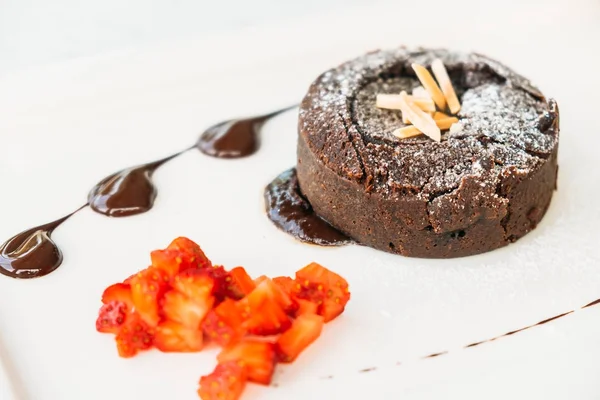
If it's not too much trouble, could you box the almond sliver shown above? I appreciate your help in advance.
[433,111,452,120]
[397,91,441,142]
[376,94,403,110]
[412,86,430,100]
[431,59,461,114]
[435,116,459,130]
[393,126,422,139]
[411,63,447,110]
[407,95,436,112]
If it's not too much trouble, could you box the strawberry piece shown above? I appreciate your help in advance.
[96,301,129,334]
[204,265,229,302]
[115,313,154,358]
[167,237,212,270]
[273,276,295,294]
[101,283,133,307]
[198,361,246,400]
[217,340,276,385]
[154,320,203,352]
[202,299,246,346]
[255,279,297,315]
[294,262,350,322]
[275,313,324,363]
[240,281,291,336]
[150,249,190,277]
[224,267,256,300]
[162,290,214,329]
[130,267,170,327]
[253,275,268,286]
[295,298,319,316]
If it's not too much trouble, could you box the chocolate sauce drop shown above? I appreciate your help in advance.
[88,152,181,217]
[264,168,353,246]
[197,106,295,158]
[0,207,83,279]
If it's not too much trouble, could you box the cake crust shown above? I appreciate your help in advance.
[297,47,559,258]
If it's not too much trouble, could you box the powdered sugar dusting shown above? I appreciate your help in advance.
[299,47,559,199]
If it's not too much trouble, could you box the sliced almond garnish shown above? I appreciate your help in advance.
[435,116,459,130]
[411,63,447,110]
[393,125,422,139]
[433,111,452,120]
[407,95,435,112]
[431,59,461,114]
[397,91,441,142]
[412,86,430,100]
[376,94,402,110]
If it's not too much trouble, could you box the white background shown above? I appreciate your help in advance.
[1,0,370,77]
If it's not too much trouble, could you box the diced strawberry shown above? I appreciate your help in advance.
[96,301,129,334]
[198,361,246,400]
[251,279,297,316]
[130,267,170,327]
[224,267,256,300]
[217,340,276,385]
[275,313,324,363]
[154,320,203,352]
[295,299,319,316]
[202,299,246,346]
[205,265,229,302]
[162,290,214,329]
[101,283,133,308]
[171,269,214,296]
[150,249,190,277]
[253,275,268,286]
[294,262,350,322]
[240,283,291,336]
[115,313,154,358]
[167,237,212,270]
[273,276,295,294]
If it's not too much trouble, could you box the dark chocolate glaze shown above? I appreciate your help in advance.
[264,168,353,246]
[197,106,295,158]
[88,152,181,217]
[0,206,85,279]
[1,108,294,280]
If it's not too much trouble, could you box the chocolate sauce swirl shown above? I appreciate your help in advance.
[197,107,295,158]
[0,206,84,279]
[88,152,181,217]
[264,168,352,246]
[1,108,294,280]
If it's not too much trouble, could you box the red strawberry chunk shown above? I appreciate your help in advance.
[202,299,246,346]
[295,299,319,317]
[162,290,214,330]
[150,249,191,277]
[171,269,215,299]
[115,313,154,358]
[154,320,203,352]
[275,313,324,363]
[224,267,256,300]
[240,281,291,336]
[130,267,170,327]
[198,361,246,400]
[167,237,212,270]
[253,275,268,286]
[101,283,133,307]
[294,262,351,322]
[96,301,129,334]
[217,340,276,385]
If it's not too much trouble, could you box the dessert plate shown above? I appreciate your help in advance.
[1,2,600,399]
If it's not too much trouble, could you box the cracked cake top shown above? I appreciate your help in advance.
[299,47,559,200]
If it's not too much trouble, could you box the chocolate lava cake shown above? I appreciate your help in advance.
[296,47,559,258]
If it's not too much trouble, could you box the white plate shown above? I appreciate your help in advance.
[1,1,600,399]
